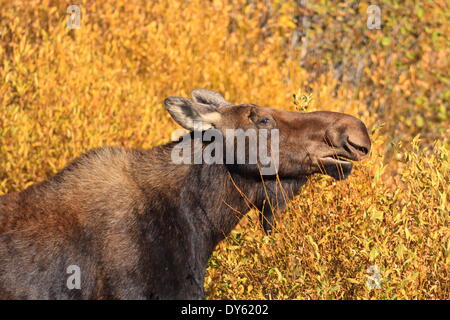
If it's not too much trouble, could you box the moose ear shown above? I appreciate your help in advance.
[164,97,221,131]
[191,89,231,107]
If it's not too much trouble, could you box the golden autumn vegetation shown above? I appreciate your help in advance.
[0,0,449,299]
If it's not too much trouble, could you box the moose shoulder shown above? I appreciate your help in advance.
[0,89,370,299]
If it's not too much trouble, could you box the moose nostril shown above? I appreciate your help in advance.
[354,145,368,155]
[347,139,369,156]
[343,142,352,154]
[359,146,369,155]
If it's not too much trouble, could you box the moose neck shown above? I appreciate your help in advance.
[176,151,306,250]
[179,160,308,265]
[138,140,307,267]
[181,161,262,246]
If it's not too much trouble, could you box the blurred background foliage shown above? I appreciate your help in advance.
[0,0,448,299]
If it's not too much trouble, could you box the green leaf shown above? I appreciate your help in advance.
[370,247,379,261]
[381,37,391,46]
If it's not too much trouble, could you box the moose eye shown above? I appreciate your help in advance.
[248,110,273,127]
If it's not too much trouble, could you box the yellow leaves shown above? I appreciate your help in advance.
[307,235,321,260]
[0,0,449,300]
[268,267,286,284]
[369,207,384,222]
[369,247,379,261]
[346,278,360,285]
[293,89,313,112]
[405,227,413,241]
[395,244,408,260]
[206,136,449,299]
[446,239,450,264]
[278,15,296,30]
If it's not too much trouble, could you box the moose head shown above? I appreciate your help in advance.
[164,89,371,181]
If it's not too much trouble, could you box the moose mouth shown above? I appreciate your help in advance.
[318,154,354,180]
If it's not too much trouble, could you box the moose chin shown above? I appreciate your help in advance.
[0,89,370,299]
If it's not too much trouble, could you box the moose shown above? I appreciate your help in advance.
[0,89,370,299]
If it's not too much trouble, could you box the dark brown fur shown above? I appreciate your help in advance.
[0,89,370,299]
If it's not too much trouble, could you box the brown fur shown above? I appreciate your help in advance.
[0,89,370,299]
